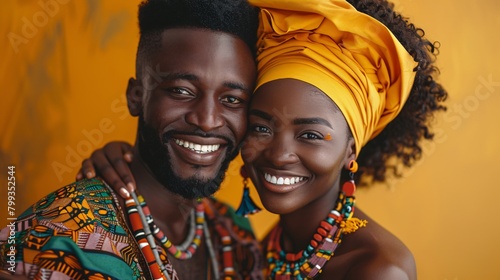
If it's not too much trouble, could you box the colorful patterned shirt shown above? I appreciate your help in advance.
[0,178,263,279]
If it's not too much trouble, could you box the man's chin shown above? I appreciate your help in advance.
[162,175,221,199]
[173,168,221,183]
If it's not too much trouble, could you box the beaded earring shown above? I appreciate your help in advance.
[342,160,358,212]
[235,166,261,217]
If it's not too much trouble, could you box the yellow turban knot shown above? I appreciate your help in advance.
[249,0,417,155]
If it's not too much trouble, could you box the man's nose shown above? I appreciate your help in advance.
[185,97,225,132]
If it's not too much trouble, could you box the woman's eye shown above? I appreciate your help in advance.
[251,125,270,134]
[299,132,322,140]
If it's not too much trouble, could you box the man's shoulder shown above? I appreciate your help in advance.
[12,177,125,236]
[19,177,115,220]
[0,178,142,279]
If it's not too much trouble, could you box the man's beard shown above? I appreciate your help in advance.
[137,115,240,199]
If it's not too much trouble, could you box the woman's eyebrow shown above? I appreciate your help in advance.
[249,109,272,121]
[249,109,332,128]
[293,117,332,128]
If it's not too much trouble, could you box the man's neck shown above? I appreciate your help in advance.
[128,147,196,244]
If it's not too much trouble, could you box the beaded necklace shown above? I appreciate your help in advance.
[265,190,367,279]
[141,199,205,259]
[126,192,237,280]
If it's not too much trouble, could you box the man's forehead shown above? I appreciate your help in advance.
[139,29,255,93]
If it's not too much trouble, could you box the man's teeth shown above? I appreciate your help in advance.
[264,173,305,185]
[174,139,220,154]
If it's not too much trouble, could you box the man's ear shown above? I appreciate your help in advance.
[126,77,143,116]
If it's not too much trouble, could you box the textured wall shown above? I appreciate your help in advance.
[1,0,499,279]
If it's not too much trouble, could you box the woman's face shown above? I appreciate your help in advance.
[241,79,355,215]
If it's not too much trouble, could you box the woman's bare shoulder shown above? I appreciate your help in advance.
[336,208,417,280]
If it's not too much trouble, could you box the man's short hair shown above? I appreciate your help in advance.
[136,0,259,76]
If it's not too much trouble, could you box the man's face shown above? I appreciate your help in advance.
[135,28,256,199]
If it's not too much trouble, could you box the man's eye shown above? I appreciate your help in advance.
[170,88,191,95]
[221,96,242,104]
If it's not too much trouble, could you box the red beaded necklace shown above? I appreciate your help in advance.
[126,192,237,280]
[265,189,367,279]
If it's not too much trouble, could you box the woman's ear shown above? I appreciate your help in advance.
[126,77,143,116]
[344,137,357,169]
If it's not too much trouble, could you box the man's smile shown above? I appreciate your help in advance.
[174,139,221,154]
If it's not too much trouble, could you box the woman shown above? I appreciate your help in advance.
[78,0,446,278]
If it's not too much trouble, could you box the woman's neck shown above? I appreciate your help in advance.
[278,185,339,253]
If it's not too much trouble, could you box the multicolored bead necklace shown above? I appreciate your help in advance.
[126,192,237,280]
[265,187,367,279]
[146,201,205,259]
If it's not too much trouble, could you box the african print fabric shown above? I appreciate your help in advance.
[0,178,263,279]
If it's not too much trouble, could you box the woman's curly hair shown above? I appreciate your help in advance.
[346,0,448,185]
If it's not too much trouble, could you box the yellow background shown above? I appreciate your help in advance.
[1,1,499,279]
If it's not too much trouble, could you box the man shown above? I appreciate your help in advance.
[0,0,262,279]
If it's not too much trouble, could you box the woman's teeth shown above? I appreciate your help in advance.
[264,173,306,185]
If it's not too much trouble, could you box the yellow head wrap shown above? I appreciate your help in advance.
[249,0,417,155]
